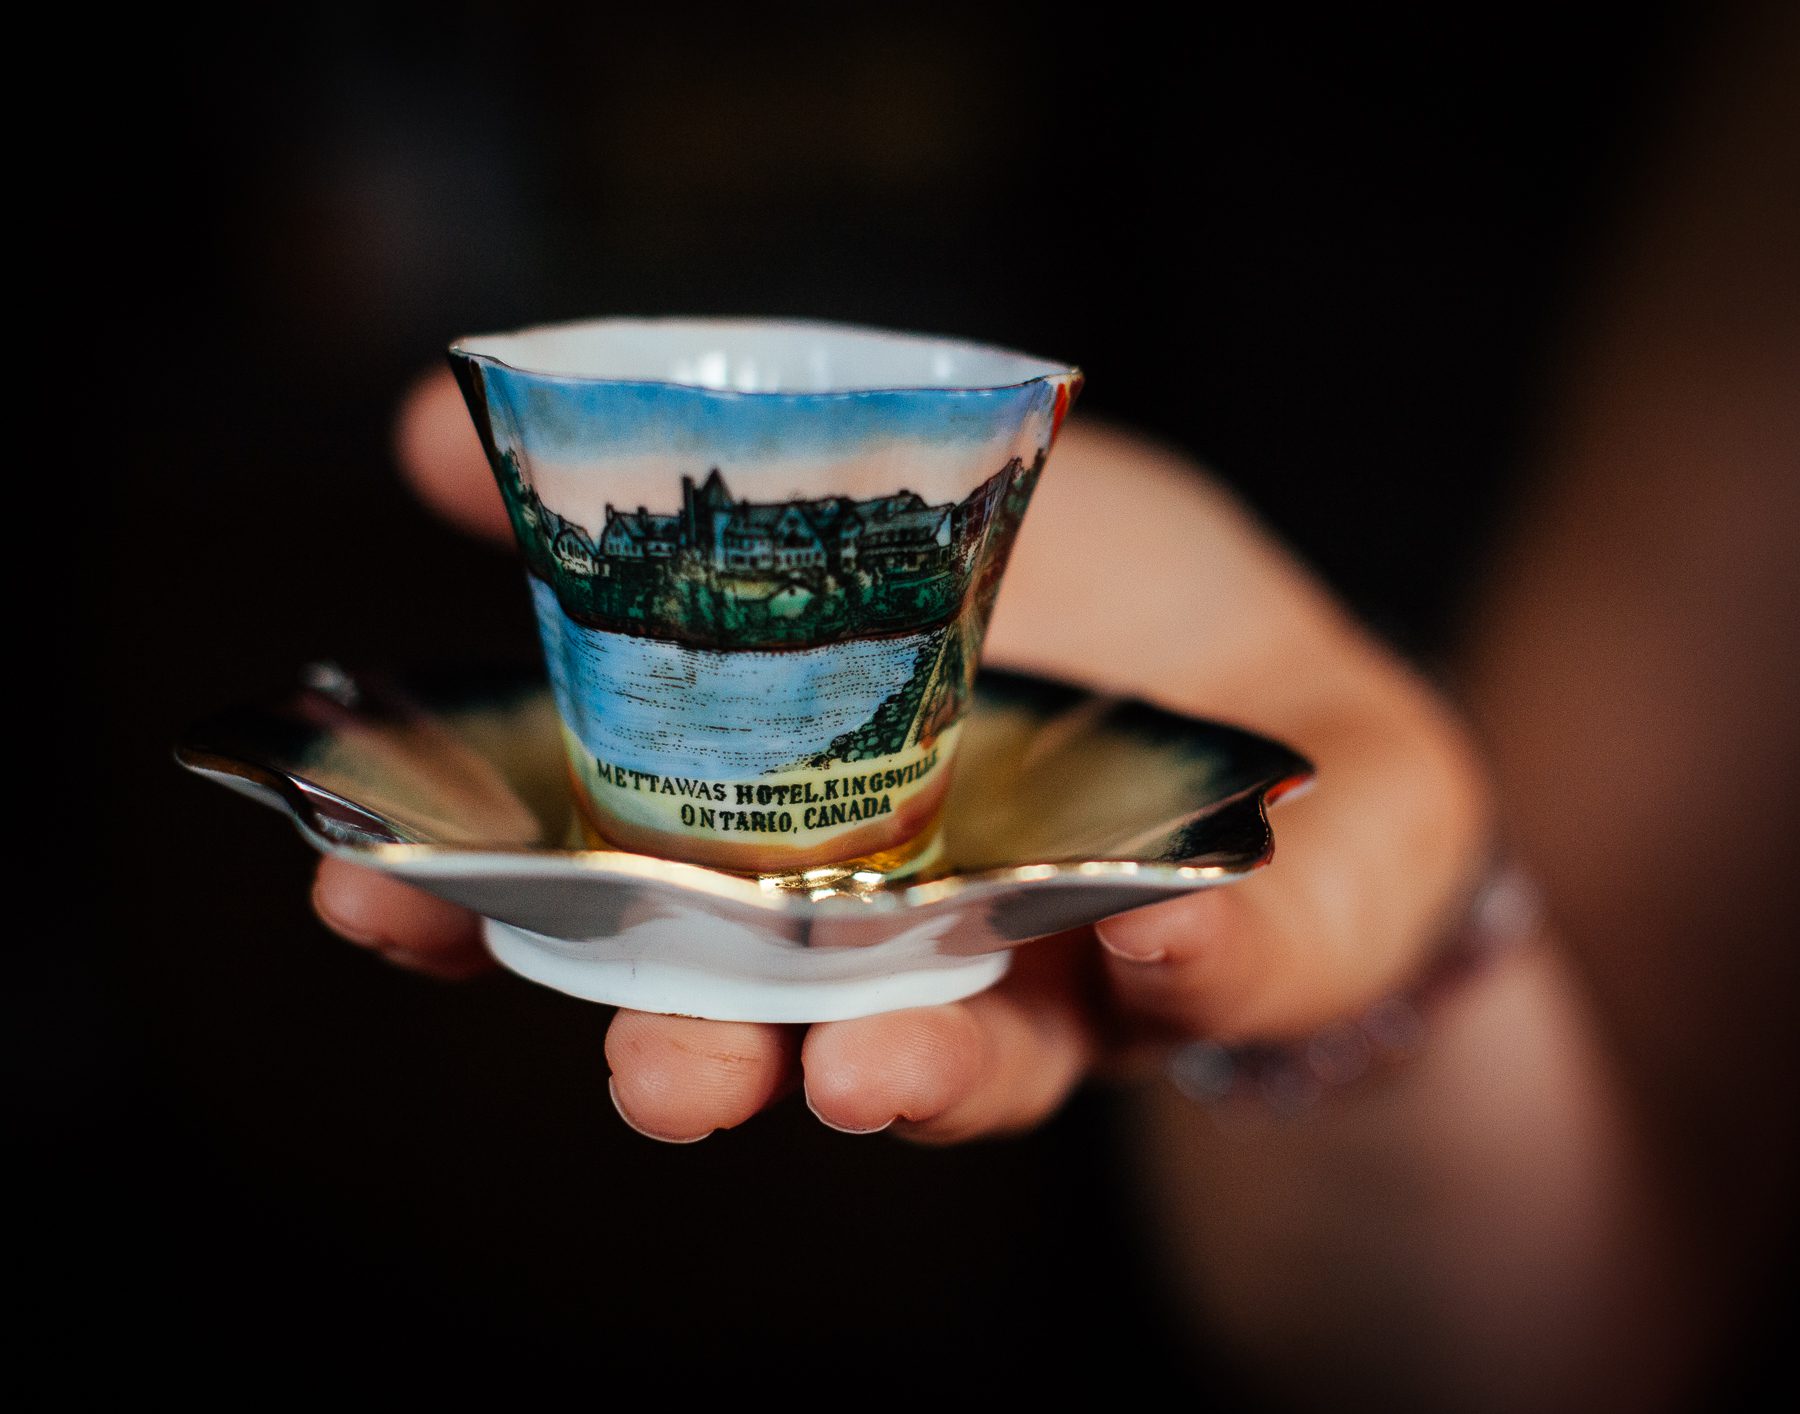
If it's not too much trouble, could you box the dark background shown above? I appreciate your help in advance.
[45,3,1733,1400]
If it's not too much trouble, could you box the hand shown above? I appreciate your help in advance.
[312,370,1491,1142]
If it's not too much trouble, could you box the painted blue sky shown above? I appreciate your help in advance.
[471,359,1059,463]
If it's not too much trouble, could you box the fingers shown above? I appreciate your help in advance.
[314,858,801,1139]
[604,940,1094,1146]
[312,856,493,980]
[601,973,1091,1145]
[393,368,513,544]
[801,936,1097,1144]
[605,1012,800,1143]
[1096,694,1491,1041]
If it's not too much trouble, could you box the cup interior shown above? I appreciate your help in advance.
[452,318,1071,395]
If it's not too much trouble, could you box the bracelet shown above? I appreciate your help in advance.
[1167,861,1542,1112]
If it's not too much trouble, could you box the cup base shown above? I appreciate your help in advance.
[483,918,1012,1023]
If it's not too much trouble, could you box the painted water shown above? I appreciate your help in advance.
[531,576,932,779]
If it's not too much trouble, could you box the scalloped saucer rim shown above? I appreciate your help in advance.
[177,662,1313,1021]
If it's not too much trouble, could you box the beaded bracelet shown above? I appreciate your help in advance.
[1167,863,1543,1112]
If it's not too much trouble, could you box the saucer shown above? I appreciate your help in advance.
[178,663,1312,1022]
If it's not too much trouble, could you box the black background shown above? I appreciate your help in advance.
[44,3,1739,1401]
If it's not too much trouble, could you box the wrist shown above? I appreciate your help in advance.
[1167,858,1543,1112]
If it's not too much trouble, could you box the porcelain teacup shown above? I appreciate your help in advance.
[449,317,1080,878]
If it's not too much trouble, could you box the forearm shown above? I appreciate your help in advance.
[1128,941,1682,1413]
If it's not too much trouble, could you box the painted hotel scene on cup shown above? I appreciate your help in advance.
[449,321,1081,874]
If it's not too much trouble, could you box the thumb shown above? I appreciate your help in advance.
[393,367,514,544]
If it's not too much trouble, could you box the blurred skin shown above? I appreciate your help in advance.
[310,7,1796,1407]
[1131,8,1799,1410]
[1462,0,1800,1378]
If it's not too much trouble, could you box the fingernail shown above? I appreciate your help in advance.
[805,1090,895,1136]
[311,877,386,949]
[608,1077,711,1145]
[1097,927,1166,965]
[375,944,434,972]
[373,945,462,983]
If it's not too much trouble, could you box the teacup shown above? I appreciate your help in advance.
[449,318,1080,877]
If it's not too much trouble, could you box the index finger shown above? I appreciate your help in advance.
[1096,695,1491,1040]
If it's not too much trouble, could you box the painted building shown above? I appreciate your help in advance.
[590,469,960,579]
